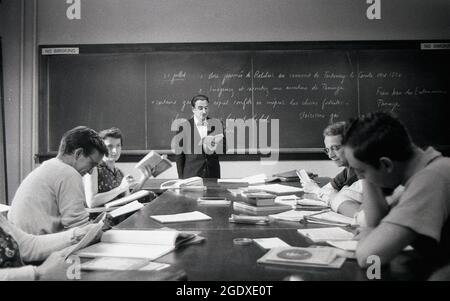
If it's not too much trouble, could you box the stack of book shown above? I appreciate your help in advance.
[233,191,291,215]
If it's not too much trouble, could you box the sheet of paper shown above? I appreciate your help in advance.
[109,200,144,218]
[297,227,354,242]
[253,237,291,250]
[150,211,212,223]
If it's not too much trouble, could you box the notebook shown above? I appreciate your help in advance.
[297,227,354,242]
[150,211,212,223]
[257,246,346,269]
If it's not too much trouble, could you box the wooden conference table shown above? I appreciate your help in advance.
[113,179,426,281]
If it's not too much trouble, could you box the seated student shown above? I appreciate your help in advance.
[300,121,363,218]
[83,127,156,208]
[0,215,97,280]
[342,112,450,271]
[8,126,108,235]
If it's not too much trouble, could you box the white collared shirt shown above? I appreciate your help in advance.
[194,116,208,139]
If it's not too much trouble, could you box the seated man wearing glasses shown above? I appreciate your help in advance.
[301,121,364,219]
[8,126,108,235]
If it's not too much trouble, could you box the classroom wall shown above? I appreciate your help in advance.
[1,0,450,201]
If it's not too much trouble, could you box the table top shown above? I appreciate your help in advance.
[115,179,426,281]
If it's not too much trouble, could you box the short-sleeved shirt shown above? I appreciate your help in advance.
[97,161,125,200]
[382,147,450,266]
[8,158,89,235]
[330,167,358,191]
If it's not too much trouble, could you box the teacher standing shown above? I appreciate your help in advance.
[174,95,225,179]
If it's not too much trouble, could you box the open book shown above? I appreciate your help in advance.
[203,134,224,152]
[160,176,204,189]
[135,150,172,177]
[63,221,105,259]
[76,229,204,260]
[104,190,150,208]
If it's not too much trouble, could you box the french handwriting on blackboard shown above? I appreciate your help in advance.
[41,44,450,152]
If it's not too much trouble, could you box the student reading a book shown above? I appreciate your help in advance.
[299,122,364,219]
[343,112,450,273]
[0,214,98,280]
[83,127,156,208]
[174,94,225,179]
[8,127,108,235]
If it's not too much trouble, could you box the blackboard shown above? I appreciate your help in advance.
[39,42,450,156]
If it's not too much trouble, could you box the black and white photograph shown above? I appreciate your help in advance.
[1,0,450,288]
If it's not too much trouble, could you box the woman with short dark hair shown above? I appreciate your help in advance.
[83,127,152,208]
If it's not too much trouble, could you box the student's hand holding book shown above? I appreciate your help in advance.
[296,169,321,194]
[34,251,73,280]
[118,174,139,191]
[71,223,103,244]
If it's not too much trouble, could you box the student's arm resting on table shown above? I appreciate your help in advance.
[316,183,338,206]
[329,180,363,217]
[357,171,449,268]
[355,222,416,268]
[83,167,130,208]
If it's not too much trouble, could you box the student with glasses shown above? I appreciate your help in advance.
[300,121,364,219]
[8,126,108,235]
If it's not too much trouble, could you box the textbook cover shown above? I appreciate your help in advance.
[257,246,346,269]
[135,151,172,177]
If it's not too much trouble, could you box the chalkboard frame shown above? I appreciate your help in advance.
[37,40,450,162]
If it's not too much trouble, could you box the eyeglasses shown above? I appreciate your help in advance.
[323,145,342,154]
